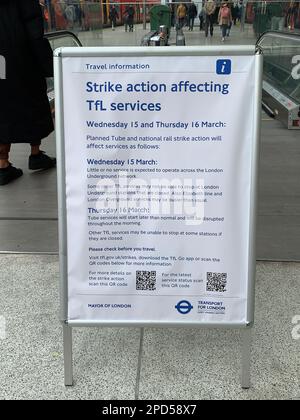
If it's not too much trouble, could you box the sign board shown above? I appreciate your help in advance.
[55,47,262,327]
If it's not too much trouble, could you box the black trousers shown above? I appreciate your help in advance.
[205,15,214,37]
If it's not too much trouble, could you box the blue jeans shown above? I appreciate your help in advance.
[221,24,228,38]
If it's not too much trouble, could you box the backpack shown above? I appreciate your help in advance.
[220,6,230,19]
[127,7,134,17]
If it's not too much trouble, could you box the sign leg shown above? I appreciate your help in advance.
[63,323,73,386]
[241,327,252,389]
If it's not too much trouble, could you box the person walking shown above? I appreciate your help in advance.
[269,1,284,31]
[204,0,216,37]
[238,0,246,32]
[218,2,232,42]
[226,0,234,36]
[125,5,135,32]
[109,5,119,31]
[177,3,187,30]
[0,0,55,186]
[63,1,76,30]
[287,2,298,31]
[199,7,205,31]
[188,2,198,31]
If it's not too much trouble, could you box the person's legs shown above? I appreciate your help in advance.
[30,139,42,156]
[200,16,203,30]
[205,18,209,36]
[129,19,134,31]
[209,15,214,36]
[278,17,284,31]
[271,16,279,31]
[191,17,194,30]
[0,144,23,185]
[29,140,56,170]
[227,21,232,36]
[291,15,295,30]
[0,144,11,169]
[221,24,227,40]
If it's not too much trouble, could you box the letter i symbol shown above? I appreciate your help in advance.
[216,59,231,75]
[221,61,227,74]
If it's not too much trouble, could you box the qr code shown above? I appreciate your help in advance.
[206,272,227,292]
[136,271,156,291]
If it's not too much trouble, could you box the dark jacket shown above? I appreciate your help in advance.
[125,6,135,25]
[188,4,198,19]
[109,8,119,22]
[0,0,54,144]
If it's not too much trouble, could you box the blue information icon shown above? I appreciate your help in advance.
[216,59,232,75]
[175,300,193,315]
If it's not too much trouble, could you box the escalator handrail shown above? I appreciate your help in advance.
[257,30,300,114]
[257,30,300,47]
[45,30,83,47]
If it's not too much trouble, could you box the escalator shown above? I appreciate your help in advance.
[257,31,300,129]
[45,31,82,113]
[255,31,300,261]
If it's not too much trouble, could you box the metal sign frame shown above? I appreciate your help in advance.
[54,46,263,388]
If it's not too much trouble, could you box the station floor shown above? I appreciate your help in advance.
[76,21,257,47]
[0,256,299,400]
[0,24,299,400]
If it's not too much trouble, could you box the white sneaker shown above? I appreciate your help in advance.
[222,37,225,42]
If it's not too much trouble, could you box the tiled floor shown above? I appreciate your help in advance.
[0,255,299,400]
